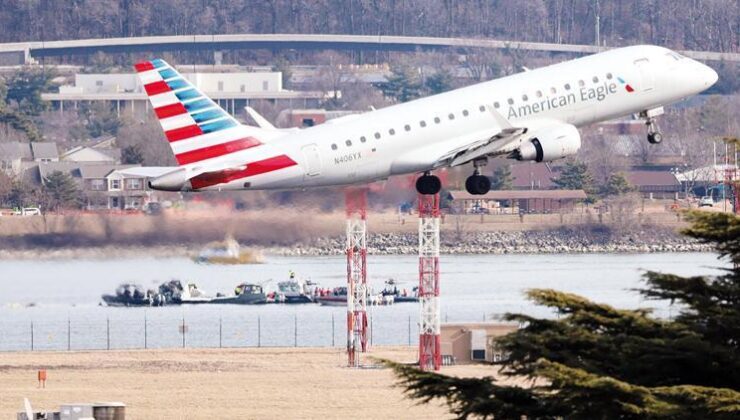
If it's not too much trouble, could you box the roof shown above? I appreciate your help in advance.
[60,146,117,163]
[450,190,587,201]
[0,142,32,160]
[38,162,83,179]
[488,161,556,189]
[30,142,59,160]
[624,170,680,186]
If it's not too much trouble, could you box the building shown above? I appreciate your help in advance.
[624,170,682,199]
[277,108,362,128]
[43,70,326,117]
[38,162,150,210]
[1,141,58,177]
[449,189,587,214]
[441,323,518,364]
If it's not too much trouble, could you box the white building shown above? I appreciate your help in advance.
[45,70,324,116]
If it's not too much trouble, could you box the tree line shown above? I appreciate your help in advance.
[0,1,736,53]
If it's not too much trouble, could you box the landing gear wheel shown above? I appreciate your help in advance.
[416,175,442,195]
[647,132,663,144]
[465,175,491,195]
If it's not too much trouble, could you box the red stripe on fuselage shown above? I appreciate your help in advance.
[190,155,297,190]
[175,137,263,165]
[165,124,203,142]
[135,62,155,72]
[155,103,188,119]
[144,81,171,96]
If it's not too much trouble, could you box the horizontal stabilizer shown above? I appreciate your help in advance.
[113,167,179,178]
[244,107,276,130]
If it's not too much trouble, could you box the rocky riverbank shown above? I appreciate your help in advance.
[264,227,710,256]
[0,227,711,260]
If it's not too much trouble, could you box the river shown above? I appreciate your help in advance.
[0,252,726,351]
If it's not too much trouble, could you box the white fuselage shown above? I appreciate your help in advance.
[194,45,717,191]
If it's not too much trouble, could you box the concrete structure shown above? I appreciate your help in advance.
[1,34,736,65]
[450,190,588,214]
[440,323,518,364]
[45,71,323,117]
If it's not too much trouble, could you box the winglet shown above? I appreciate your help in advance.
[244,107,276,130]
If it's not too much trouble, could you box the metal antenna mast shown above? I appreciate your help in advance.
[418,191,441,371]
[346,188,369,367]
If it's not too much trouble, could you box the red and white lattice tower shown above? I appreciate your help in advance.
[346,188,369,367]
[418,192,442,371]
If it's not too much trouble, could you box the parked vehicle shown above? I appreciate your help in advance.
[699,196,714,207]
[10,207,42,216]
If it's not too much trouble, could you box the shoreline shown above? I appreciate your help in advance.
[0,238,711,261]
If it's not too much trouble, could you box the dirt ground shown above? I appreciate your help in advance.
[0,346,502,419]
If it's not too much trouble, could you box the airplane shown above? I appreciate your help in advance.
[126,45,717,195]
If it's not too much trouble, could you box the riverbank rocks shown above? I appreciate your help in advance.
[265,227,710,256]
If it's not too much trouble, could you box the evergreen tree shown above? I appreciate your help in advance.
[381,66,423,103]
[388,211,740,419]
[424,70,453,95]
[602,172,634,196]
[42,171,81,210]
[121,144,145,164]
[553,159,593,191]
[0,77,42,142]
[4,66,56,115]
[490,165,513,190]
[81,102,121,138]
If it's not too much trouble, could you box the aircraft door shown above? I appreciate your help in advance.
[301,144,322,177]
[634,58,654,92]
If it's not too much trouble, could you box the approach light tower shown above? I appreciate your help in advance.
[346,188,369,367]
[418,191,442,371]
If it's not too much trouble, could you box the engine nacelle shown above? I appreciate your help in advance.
[514,123,581,162]
[148,168,192,191]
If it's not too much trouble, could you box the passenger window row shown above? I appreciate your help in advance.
[329,73,614,151]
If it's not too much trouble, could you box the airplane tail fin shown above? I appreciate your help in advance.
[134,59,263,166]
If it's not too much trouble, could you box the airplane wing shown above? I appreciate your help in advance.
[433,106,527,168]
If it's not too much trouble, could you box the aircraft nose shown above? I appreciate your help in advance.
[699,63,719,87]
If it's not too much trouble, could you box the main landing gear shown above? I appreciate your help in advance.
[416,172,442,195]
[465,158,491,196]
[639,109,664,145]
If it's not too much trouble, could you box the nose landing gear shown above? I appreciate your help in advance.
[639,108,664,145]
[416,173,442,195]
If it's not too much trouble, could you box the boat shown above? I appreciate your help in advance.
[316,287,348,306]
[210,283,267,305]
[274,272,315,303]
[101,283,166,307]
[178,282,212,304]
[193,235,264,265]
[381,279,419,303]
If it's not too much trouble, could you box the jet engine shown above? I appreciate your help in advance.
[513,123,581,162]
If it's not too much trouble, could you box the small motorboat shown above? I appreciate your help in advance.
[210,283,267,305]
[316,287,348,306]
[274,271,315,303]
[101,283,166,307]
[381,279,419,303]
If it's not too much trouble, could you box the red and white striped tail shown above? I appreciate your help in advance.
[134,59,263,166]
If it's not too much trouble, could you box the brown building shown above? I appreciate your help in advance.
[449,189,587,214]
[624,170,681,199]
[441,323,518,364]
